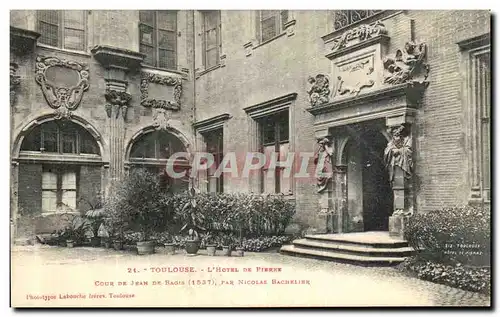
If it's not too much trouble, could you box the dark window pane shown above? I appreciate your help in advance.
[159,49,175,69]
[157,11,176,31]
[261,17,277,42]
[140,44,155,65]
[64,28,85,51]
[80,130,99,154]
[139,10,155,25]
[42,131,58,153]
[21,126,42,151]
[39,10,59,24]
[39,21,59,47]
[158,30,175,49]
[64,10,84,29]
[281,10,289,29]
[261,119,276,145]
[61,132,76,153]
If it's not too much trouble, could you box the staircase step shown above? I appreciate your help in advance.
[280,245,406,266]
[304,233,409,248]
[293,239,414,257]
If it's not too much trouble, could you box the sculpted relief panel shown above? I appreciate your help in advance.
[333,55,377,98]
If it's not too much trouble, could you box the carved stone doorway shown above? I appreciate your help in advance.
[336,121,392,233]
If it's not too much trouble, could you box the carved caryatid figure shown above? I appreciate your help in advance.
[307,74,331,107]
[313,137,335,193]
[383,41,429,85]
[384,125,413,186]
[104,89,132,119]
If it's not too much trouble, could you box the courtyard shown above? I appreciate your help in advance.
[11,244,490,307]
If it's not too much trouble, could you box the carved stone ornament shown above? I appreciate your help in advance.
[383,124,413,185]
[383,41,430,85]
[104,89,132,119]
[153,107,172,130]
[334,60,375,97]
[140,72,182,110]
[307,74,331,107]
[35,55,90,111]
[331,21,387,52]
[10,63,20,106]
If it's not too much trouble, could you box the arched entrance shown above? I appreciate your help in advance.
[126,129,190,193]
[16,119,103,216]
[340,123,393,232]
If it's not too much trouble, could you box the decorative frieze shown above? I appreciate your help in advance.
[10,63,20,106]
[104,89,132,120]
[35,55,90,113]
[383,41,429,85]
[330,21,388,53]
[140,72,182,110]
[334,61,375,98]
[307,74,331,107]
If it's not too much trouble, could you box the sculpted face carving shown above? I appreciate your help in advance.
[35,55,90,111]
[104,90,132,119]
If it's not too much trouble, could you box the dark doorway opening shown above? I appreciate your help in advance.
[360,130,393,231]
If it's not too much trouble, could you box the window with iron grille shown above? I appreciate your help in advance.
[332,10,382,31]
[204,128,224,193]
[257,10,288,43]
[202,10,222,69]
[139,10,177,70]
[37,10,86,51]
[259,110,290,194]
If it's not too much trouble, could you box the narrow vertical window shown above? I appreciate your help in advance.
[257,10,288,43]
[139,10,177,69]
[205,128,224,193]
[202,10,221,69]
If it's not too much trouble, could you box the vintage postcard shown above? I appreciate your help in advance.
[9,8,491,308]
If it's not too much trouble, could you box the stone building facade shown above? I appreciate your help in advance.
[10,10,490,238]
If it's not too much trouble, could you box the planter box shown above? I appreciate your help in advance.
[389,215,411,239]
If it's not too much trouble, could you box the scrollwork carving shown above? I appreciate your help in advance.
[307,74,331,107]
[383,41,429,85]
[140,72,182,110]
[35,55,89,111]
[10,63,20,106]
[331,21,387,52]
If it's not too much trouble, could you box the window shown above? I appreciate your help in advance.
[476,51,491,201]
[204,128,224,193]
[42,166,78,212]
[21,121,99,155]
[259,111,289,194]
[202,11,221,69]
[130,130,186,160]
[37,10,86,51]
[139,10,177,69]
[332,10,382,31]
[257,10,288,43]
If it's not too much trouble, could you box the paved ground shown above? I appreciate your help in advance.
[11,245,491,307]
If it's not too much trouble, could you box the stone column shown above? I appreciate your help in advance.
[11,161,19,242]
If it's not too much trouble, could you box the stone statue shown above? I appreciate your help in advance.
[384,125,413,186]
[307,74,330,107]
[313,137,335,193]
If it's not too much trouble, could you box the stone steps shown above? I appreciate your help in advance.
[280,231,414,266]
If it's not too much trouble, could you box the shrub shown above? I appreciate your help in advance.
[104,169,173,242]
[404,204,490,266]
[399,257,491,295]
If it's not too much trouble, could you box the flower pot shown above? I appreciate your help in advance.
[90,237,101,247]
[185,240,200,255]
[164,243,176,255]
[103,239,111,248]
[206,245,216,256]
[136,241,155,255]
[235,247,244,257]
[113,240,123,250]
[66,240,75,248]
[222,246,232,256]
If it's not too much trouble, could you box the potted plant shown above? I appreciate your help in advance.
[185,228,200,255]
[177,185,205,256]
[222,236,232,257]
[204,232,216,256]
[81,195,104,247]
[235,243,245,257]
[59,215,89,248]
